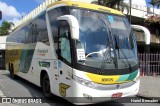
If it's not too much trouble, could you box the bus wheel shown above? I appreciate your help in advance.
[42,74,52,98]
[10,64,16,79]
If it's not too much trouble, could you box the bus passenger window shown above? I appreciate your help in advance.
[58,27,71,63]
[30,13,50,45]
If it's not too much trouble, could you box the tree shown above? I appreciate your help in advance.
[148,0,160,15]
[0,21,14,36]
[0,10,2,20]
[155,0,160,8]
[97,0,122,9]
[93,0,129,14]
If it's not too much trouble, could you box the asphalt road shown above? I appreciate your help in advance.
[0,70,159,106]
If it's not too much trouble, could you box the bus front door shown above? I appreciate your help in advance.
[58,25,72,97]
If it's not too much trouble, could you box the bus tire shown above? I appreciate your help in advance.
[42,74,52,98]
[10,64,16,79]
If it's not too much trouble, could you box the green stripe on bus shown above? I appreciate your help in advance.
[117,74,130,82]
[127,70,138,81]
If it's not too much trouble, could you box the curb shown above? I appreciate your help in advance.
[136,94,160,103]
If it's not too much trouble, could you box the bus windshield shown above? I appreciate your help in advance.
[70,8,138,70]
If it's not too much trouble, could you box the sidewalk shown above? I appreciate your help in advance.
[0,70,18,106]
[137,76,160,101]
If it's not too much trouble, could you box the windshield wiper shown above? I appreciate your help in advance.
[114,35,132,72]
[98,15,118,71]
[100,41,113,70]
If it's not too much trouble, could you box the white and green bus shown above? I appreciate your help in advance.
[6,1,140,104]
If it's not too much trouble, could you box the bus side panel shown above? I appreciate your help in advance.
[30,42,60,96]
[24,42,52,87]
[15,41,60,97]
[5,43,23,74]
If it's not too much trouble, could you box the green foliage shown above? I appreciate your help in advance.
[97,0,129,14]
[98,0,122,8]
[148,0,158,6]
[156,0,160,8]
[145,16,160,37]
[148,0,160,15]
[0,10,2,20]
[145,16,160,27]
[0,21,14,36]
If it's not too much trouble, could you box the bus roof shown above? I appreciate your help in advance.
[12,1,124,31]
[47,1,124,16]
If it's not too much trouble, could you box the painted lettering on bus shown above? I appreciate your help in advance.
[101,78,113,82]
[37,49,48,54]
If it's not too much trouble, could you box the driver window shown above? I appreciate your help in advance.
[59,27,71,63]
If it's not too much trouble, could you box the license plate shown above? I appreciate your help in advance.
[112,92,123,98]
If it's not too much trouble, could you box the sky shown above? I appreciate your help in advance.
[0,0,45,25]
[0,0,154,26]
[124,0,149,6]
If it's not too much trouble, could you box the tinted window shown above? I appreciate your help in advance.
[59,26,71,63]
[7,12,49,46]
[7,27,26,43]
[48,7,69,52]
[28,13,49,45]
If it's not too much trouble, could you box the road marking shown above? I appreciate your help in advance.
[0,82,6,89]
[0,89,5,97]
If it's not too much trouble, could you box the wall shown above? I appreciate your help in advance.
[0,36,7,50]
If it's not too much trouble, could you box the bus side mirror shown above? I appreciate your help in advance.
[57,15,79,40]
[0,11,2,20]
[131,25,150,45]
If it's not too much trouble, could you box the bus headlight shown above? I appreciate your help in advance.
[72,75,99,88]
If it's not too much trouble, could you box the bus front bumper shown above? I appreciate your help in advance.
[70,79,140,104]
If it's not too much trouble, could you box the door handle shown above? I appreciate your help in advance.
[60,70,63,75]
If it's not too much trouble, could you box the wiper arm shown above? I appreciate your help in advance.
[98,15,118,70]
[114,35,132,72]
[100,41,113,70]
